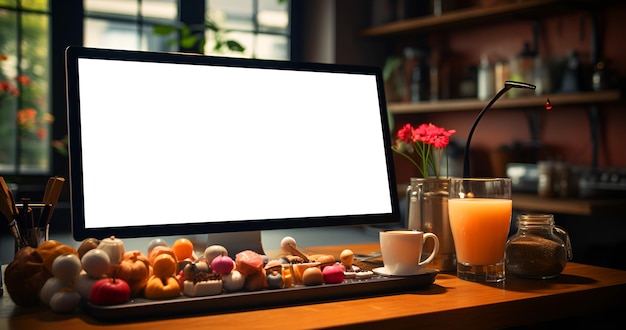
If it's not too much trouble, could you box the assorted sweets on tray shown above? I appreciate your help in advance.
[3,235,375,313]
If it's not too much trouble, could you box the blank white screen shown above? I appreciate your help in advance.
[77,58,393,229]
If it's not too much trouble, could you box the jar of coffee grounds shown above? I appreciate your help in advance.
[505,214,573,279]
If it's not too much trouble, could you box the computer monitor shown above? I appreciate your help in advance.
[65,46,400,253]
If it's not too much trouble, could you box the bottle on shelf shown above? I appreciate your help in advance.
[509,42,536,97]
[477,53,495,100]
[403,47,430,102]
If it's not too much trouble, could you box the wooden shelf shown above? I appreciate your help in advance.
[388,89,621,114]
[362,0,594,37]
[512,193,626,216]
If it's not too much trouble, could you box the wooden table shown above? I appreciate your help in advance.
[2,243,626,329]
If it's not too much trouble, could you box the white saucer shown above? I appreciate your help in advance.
[372,267,438,277]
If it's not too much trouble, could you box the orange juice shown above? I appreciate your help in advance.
[448,198,512,265]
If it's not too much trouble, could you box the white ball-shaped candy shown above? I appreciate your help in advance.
[40,277,72,305]
[49,289,81,313]
[52,254,82,284]
[204,245,228,264]
[81,248,111,278]
[280,236,297,253]
[222,270,245,292]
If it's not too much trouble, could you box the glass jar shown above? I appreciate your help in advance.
[505,214,573,279]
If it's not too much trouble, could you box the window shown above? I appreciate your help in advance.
[84,0,291,60]
[0,0,292,178]
[84,0,178,52]
[0,0,51,175]
[206,0,290,60]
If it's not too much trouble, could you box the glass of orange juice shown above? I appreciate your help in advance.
[448,178,512,282]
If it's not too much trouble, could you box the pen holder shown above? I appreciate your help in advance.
[13,224,50,254]
[13,203,52,254]
[23,224,50,248]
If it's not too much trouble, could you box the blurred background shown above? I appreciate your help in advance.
[1,0,625,270]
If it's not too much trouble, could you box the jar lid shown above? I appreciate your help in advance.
[517,213,554,227]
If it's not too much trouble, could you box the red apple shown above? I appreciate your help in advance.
[89,277,131,305]
[322,263,345,284]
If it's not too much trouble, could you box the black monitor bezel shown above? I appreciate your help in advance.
[65,46,400,241]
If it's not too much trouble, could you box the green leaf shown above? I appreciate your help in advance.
[213,40,223,52]
[53,144,68,156]
[153,25,177,35]
[181,35,198,48]
[226,40,245,52]
[180,26,191,37]
[204,20,219,32]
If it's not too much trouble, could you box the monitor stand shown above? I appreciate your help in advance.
[204,230,266,258]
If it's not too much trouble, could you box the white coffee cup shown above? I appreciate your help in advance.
[379,230,439,275]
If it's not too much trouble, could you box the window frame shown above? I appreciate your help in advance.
[7,0,301,185]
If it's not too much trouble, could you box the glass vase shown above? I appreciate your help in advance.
[406,177,455,272]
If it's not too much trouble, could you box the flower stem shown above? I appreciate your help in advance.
[393,149,424,177]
